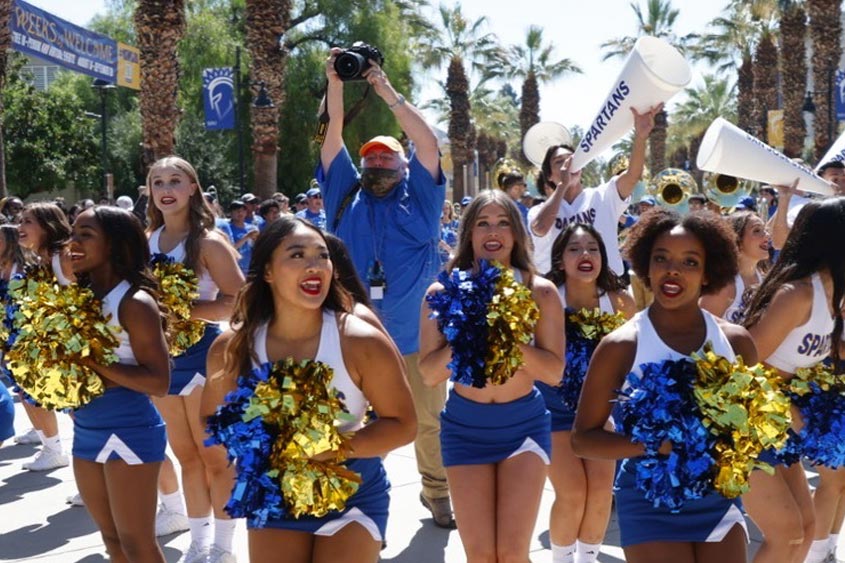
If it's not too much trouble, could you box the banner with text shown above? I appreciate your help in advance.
[11,0,117,83]
[202,67,236,130]
[117,42,140,90]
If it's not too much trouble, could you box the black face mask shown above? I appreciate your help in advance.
[360,168,403,197]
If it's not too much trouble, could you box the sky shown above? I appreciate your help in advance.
[27,0,728,157]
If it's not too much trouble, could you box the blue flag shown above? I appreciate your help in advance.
[203,68,236,130]
[836,69,845,122]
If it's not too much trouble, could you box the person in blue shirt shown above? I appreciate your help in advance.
[316,47,453,528]
[241,193,265,229]
[295,187,327,230]
[498,169,530,225]
[222,199,259,274]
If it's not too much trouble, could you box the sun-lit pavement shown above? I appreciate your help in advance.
[0,386,836,562]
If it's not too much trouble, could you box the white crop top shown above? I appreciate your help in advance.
[253,310,367,432]
[149,226,219,301]
[765,273,834,373]
[101,280,137,365]
[51,253,72,287]
[724,271,762,325]
[626,307,735,389]
[558,285,614,314]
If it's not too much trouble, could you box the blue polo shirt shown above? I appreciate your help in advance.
[296,208,327,230]
[316,147,445,355]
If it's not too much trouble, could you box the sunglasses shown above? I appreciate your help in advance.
[309,194,322,199]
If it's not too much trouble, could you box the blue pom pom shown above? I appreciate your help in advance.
[792,381,845,468]
[616,359,716,511]
[558,309,597,410]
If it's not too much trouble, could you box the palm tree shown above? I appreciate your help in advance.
[780,0,808,157]
[135,0,186,167]
[807,0,843,160]
[505,25,581,167]
[0,0,11,197]
[419,3,500,201]
[245,0,290,199]
[601,0,693,172]
[753,29,779,141]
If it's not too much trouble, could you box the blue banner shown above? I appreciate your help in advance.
[10,0,117,83]
[202,68,236,131]
[836,70,845,121]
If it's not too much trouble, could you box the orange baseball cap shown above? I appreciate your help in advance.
[359,135,403,156]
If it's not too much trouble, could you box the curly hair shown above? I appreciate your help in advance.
[623,208,738,295]
[546,222,626,293]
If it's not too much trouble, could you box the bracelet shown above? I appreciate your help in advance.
[388,94,406,109]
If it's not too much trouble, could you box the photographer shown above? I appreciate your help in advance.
[316,47,453,528]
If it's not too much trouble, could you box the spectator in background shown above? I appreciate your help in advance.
[271,193,291,215]
[293,192,308,213]
[637,195,656,216]
[438,200,458,267]
[688,193,707,213]
[498,169,530,225]
[116,195,134,211]
[2,197,23,223]
[257,199,281,229]
[295,186,326,230]
[221,200,258,274]
[241,193,264,229]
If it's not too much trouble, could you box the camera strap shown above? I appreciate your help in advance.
[313,82,373,146]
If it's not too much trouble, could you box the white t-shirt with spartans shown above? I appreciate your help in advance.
[528,177,629,275]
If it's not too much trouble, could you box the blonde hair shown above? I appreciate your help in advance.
[145,156,217,273]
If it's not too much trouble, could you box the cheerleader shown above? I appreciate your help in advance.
[741,198,845,563]
[145,157,245,563]
[15,203,75,471]
[418,190,565,562]
[572,209,753,562]
[0,225,25,449]
[700,211,769,323]
[539,223,635,563]
[69,206,170,562]
[200,216,416,562]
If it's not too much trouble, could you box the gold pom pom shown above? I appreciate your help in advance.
[568,307,627,340]
[789,364,845,396]
[152,260,205,356]
[484,263,540,386]
[7,269,119,410]
[692,346,791,498]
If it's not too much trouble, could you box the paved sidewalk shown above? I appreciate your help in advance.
[0,391,836,562]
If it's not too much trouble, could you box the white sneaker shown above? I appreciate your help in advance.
[155,504,189,536]
[22,449,69,471]
[208,545,237,563]
[178,542,210,563]
[13,428,39,445]
[66,493,85,506]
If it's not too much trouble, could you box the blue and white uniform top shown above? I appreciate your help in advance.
[253,310,367,433]
[149,226,219,302]
[102,280,136,365]
[724,272,762,325]
[558,285,614,314]
[51,253,71,287]
[765,273,834,373]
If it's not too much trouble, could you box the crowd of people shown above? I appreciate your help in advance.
[0,47,844,563]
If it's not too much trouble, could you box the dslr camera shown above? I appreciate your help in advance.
[333,42,384,82]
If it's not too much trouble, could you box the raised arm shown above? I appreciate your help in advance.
[768,180,800,250]
[321,48,346,173]
[530,155,572,237]
[362,62,440,179]
[616,104,660,199]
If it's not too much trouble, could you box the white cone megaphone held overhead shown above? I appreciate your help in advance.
[523,122,572,167]
[570,36,691,172]
[697,117,834,196]
[815,130,845,172]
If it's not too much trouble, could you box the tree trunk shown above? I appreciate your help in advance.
[135,0,186,169]
[649,109,667,172]
[519,71,540,168]
[781,3,808,158]
[752,32,778,142]
[246,0,290,199]
[0,0,10,198]
[808,0,843,160]
[737,53,755,133]
[447,57,472,202]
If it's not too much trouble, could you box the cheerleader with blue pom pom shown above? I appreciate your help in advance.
[572,209,757,563]
[539,222,635,563]
[419,189,565,562]
[201,216,416,562]
[741,197,845,563]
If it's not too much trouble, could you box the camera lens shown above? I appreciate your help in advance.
[334,51,366,81]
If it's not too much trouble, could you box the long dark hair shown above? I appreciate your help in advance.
[325,233,371,308]
[225,216,353,376]
[448,189,535,280]
[24,202,71,255]
[0,224,26,275]
[744,198,845,360]
[546,222,625,294]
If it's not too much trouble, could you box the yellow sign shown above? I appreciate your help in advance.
[767,109,784,150]
[117,41,140,91]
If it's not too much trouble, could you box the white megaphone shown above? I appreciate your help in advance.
[570,36,691,172]
[697,117,834,196]
[816,130,845,171]
[523,122,572,167]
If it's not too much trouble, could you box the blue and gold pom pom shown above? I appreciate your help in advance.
[150,253,205,356]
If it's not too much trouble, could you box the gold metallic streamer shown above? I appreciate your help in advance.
[152,260,205,356]
[789,364,845,397]
[568,307,627,340]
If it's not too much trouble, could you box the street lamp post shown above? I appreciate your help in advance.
[91,79,116,199]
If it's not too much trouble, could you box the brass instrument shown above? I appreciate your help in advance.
[702,172,752,209]
[608,152,650,203]
[649,168,697,214]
